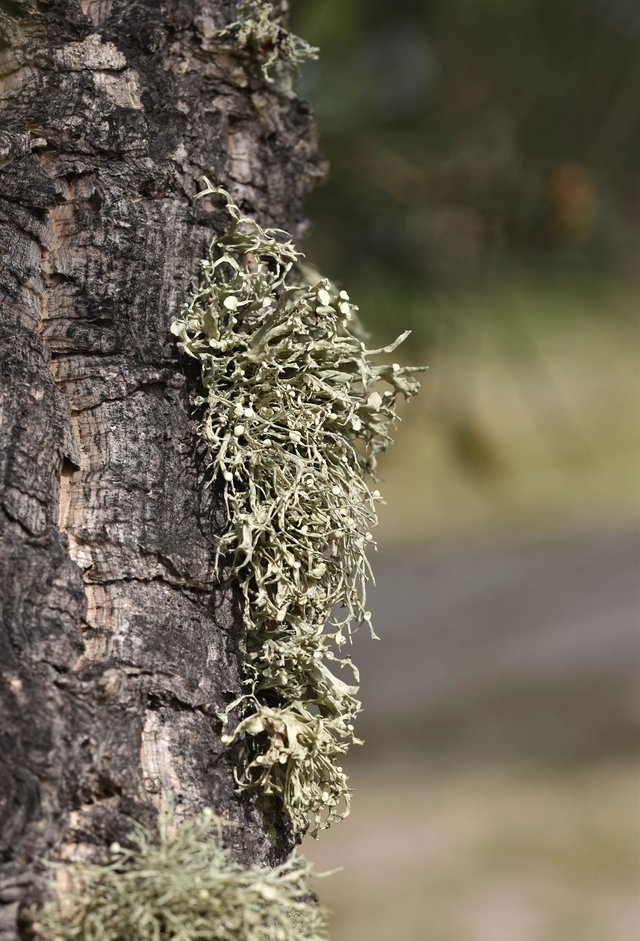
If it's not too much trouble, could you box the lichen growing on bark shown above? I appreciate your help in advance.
[38,805,328,941]
[171,182,422,835]
[214,0,318,90]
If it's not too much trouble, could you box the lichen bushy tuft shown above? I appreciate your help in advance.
[39,805,328,941]
[214,0,318,89]
[172,182,421,835]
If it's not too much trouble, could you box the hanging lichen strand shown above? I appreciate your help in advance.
[171,183,422,835]
[39,805,328,941]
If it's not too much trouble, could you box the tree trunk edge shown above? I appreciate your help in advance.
[0,1,325,936]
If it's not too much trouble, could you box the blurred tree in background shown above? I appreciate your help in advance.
[292,0,640,347]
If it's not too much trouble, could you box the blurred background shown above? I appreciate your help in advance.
[290,1,640,939]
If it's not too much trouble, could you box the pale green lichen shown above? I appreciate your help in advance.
[39,805,328,941]
[171,181,421,835]
[214,1,318,88]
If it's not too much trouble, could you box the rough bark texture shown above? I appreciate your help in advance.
[0,1,324,936]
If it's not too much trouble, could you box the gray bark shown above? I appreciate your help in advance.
[0,1,323,936]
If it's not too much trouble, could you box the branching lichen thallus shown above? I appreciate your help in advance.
[171,181,422,836]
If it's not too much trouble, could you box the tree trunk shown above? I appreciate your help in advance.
[0,1,323,936]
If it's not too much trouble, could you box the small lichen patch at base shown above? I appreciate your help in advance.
[38,805,328,941]
[171,182,422,835]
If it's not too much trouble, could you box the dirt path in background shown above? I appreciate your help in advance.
[353,520,640,755]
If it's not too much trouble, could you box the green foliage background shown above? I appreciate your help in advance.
[286,8,640,940]
[292,0,640,346]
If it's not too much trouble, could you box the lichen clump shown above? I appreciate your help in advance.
[40,807,327,941]
[215,1,318,88]
[171,182,421,835]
